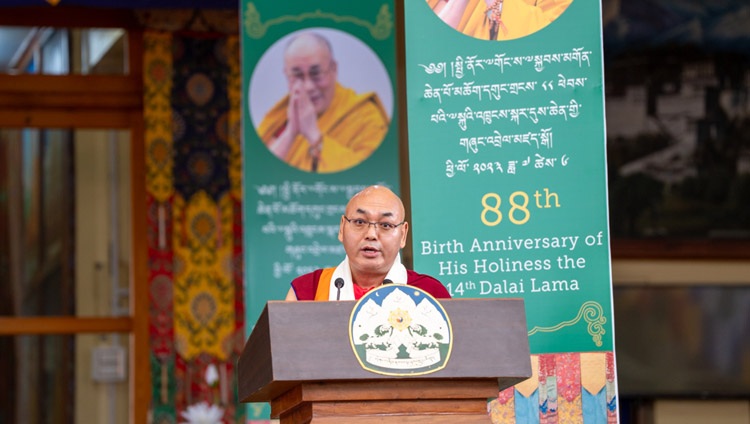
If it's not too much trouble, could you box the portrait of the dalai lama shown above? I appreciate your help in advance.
[251,29,393,174]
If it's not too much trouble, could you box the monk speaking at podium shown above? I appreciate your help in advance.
[256,32,390,173]
[285,185,451,301]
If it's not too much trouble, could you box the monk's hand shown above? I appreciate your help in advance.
[268,81,303,160]
[296,88,322,155]
[284,80,303,137]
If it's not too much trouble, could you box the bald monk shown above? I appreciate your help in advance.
[433,0,572,41]
[256,32,389,173]
[286,185,450,301]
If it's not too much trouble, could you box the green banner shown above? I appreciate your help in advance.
[405,0,613,356]
[241,1,399,418]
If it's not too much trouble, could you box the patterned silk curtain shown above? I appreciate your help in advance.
[489,352,617,423]
[144,30,245,424]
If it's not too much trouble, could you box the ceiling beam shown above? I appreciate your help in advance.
[0,6,139,28]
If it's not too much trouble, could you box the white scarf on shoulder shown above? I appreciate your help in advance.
[328,253,407,300]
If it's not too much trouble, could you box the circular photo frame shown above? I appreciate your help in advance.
[427,0,573,41]
[249,27,394,174]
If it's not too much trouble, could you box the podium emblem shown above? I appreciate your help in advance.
[349,285,453,376]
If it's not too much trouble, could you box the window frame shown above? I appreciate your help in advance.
[0,7,148,424]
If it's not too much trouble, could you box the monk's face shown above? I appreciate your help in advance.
[338,187,409,282]
[284,35,338,116]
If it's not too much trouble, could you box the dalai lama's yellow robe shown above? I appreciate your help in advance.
[428,0,572,41]
[257,83,389,173]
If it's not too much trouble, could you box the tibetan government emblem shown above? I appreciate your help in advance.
[349,285,453,376]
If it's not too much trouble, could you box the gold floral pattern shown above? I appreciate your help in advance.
[144,31,174,203]
[173,192,235,360]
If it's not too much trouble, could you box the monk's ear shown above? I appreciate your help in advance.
[331,60,338,75]
[399,222,408,248]
[338,215,345,243]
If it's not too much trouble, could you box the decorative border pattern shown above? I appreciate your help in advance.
[243,3,393,40]
[528,301,607,347]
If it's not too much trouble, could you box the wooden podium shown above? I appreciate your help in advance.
[238,298,531,423]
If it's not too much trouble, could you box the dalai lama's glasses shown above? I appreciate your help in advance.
[343,216,405,233]
[286,63,333,84]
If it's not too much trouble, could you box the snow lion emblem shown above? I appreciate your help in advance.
[349,285,452,376]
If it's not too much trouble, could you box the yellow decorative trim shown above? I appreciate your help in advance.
[173,192,235,361]
[488,395,515,423]
[143,31,174,201]
[226,36,243,200]
[528,301,607,347]
[243,3,393,40]
[581,352,607,395]
[558,396,583,422]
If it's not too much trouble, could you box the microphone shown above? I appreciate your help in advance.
[383,279,393,285]
[334,278,344,300]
